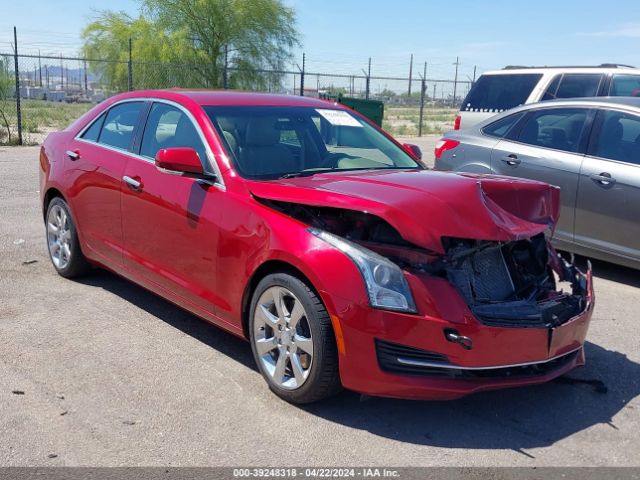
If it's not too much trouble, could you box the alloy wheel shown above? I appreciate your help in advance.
[47,204,72,270]
[253,286,314,390]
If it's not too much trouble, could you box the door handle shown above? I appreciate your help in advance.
[66,149,80,161]
[589,172,616,186]
[500,154,521,166]
[123,175,143,191]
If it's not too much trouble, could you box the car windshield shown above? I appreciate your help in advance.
[204,105,421,179]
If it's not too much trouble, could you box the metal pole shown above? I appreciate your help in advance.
[223,44,229,89]
[472,65,477,83]
[418,62,427,137]
[13,27,23,145]
[365,57,371,100]
[453,56,460,107]
[299,53,305,96]
[408,53,413,96]
[84,58,88,94]
[38,50,42,87]
[128,38,133,91]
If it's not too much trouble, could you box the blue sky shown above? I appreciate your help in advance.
[2,0,640,83]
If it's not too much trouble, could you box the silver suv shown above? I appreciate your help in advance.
[456,64,640,130]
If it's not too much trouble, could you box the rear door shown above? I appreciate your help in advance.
[490,107,592,243]
[574,109,640,260]
[71,101,145,266]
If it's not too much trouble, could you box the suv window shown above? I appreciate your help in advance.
[609,74,640,97]
[140,103,207,163]
[482,113,524,138]
[591,110,640,164]
[544,74,602,100]
[516,108,588,153]
[98,102,144,151]
[461,74,542,113]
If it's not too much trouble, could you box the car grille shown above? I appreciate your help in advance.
[375,339,580,379]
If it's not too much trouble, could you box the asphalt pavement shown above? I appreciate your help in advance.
[1,145,639,466]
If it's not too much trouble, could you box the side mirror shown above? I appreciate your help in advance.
[155,147,204,175]
[403,143,423,160]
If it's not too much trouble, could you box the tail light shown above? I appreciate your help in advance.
[454,115,461,130]
[434,139,460,161]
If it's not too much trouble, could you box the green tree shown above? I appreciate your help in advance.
[82,0,299,91]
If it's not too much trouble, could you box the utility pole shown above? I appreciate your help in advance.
[452,56,461,107]
[59,54,63,92]
[408,53,413,96]
[127,37,133,91]
[13,26,23,145]
[472,65,477,83]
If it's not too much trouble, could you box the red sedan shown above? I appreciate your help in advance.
[39,90,594,403]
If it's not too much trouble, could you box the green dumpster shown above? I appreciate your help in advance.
[320,93,384,127]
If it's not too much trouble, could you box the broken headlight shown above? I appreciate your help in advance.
[309,228,417,313]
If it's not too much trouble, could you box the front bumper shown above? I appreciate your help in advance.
[328,264,594,400]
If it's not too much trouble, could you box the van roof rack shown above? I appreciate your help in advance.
[502,64,635,70]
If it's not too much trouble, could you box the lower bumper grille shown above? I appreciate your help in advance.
[376,339,580,379]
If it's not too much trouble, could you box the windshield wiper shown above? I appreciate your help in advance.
[278,166,421,180]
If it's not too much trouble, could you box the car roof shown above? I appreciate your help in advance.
[468,97,640,131]
[109,89,339,108]
[480,66,640,76]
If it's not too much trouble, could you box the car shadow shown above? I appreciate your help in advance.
[301,341,638,452]
[80,269,638,453]
[78,269,257,372]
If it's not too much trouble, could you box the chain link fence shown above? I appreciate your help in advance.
[0,50,473,145]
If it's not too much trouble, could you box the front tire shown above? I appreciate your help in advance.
[249,273,341,404]
[46,197,91,278]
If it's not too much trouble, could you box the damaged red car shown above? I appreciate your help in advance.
[39,90,594,404]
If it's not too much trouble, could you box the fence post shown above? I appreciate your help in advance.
[13,26,22,146]
[299,53,305,96]
[223,45,229,89]
[408,53,413,96]
[365,57,371,100]
[419,79,426,137]
[452,56,460,107]
[127,37,133,91]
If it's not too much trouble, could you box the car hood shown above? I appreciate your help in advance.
[248,169,560,254]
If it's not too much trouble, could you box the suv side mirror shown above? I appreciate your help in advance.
[155,147,204,175]
[403,143,423,160]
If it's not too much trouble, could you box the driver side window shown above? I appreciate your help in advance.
[140,103,207,163]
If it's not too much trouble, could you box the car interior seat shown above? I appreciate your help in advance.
[240,117,296,176]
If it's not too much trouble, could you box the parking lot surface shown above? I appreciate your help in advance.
[1,145,639,466]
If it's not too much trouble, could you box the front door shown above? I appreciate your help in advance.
[574,109,640,260]
[121,102,226,318]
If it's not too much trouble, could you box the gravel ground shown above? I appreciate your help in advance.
[1,145,639,467]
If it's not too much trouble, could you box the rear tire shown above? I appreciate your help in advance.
[46,197,91,278]
[249,272,342,404]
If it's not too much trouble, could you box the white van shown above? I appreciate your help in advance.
[455,64,640,130]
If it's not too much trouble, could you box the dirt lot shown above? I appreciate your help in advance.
[1,146,639,466]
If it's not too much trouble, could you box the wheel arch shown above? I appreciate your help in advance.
[240,260,325,340]
[42,187,66,220]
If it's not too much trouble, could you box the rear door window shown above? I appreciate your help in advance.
[516,108,589,153]
[546,74,603,99]
[609,74,640,97]
[98,102,144,151]
[461,73,542,113]
[481,113,524,138]
[590,110,640,164]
